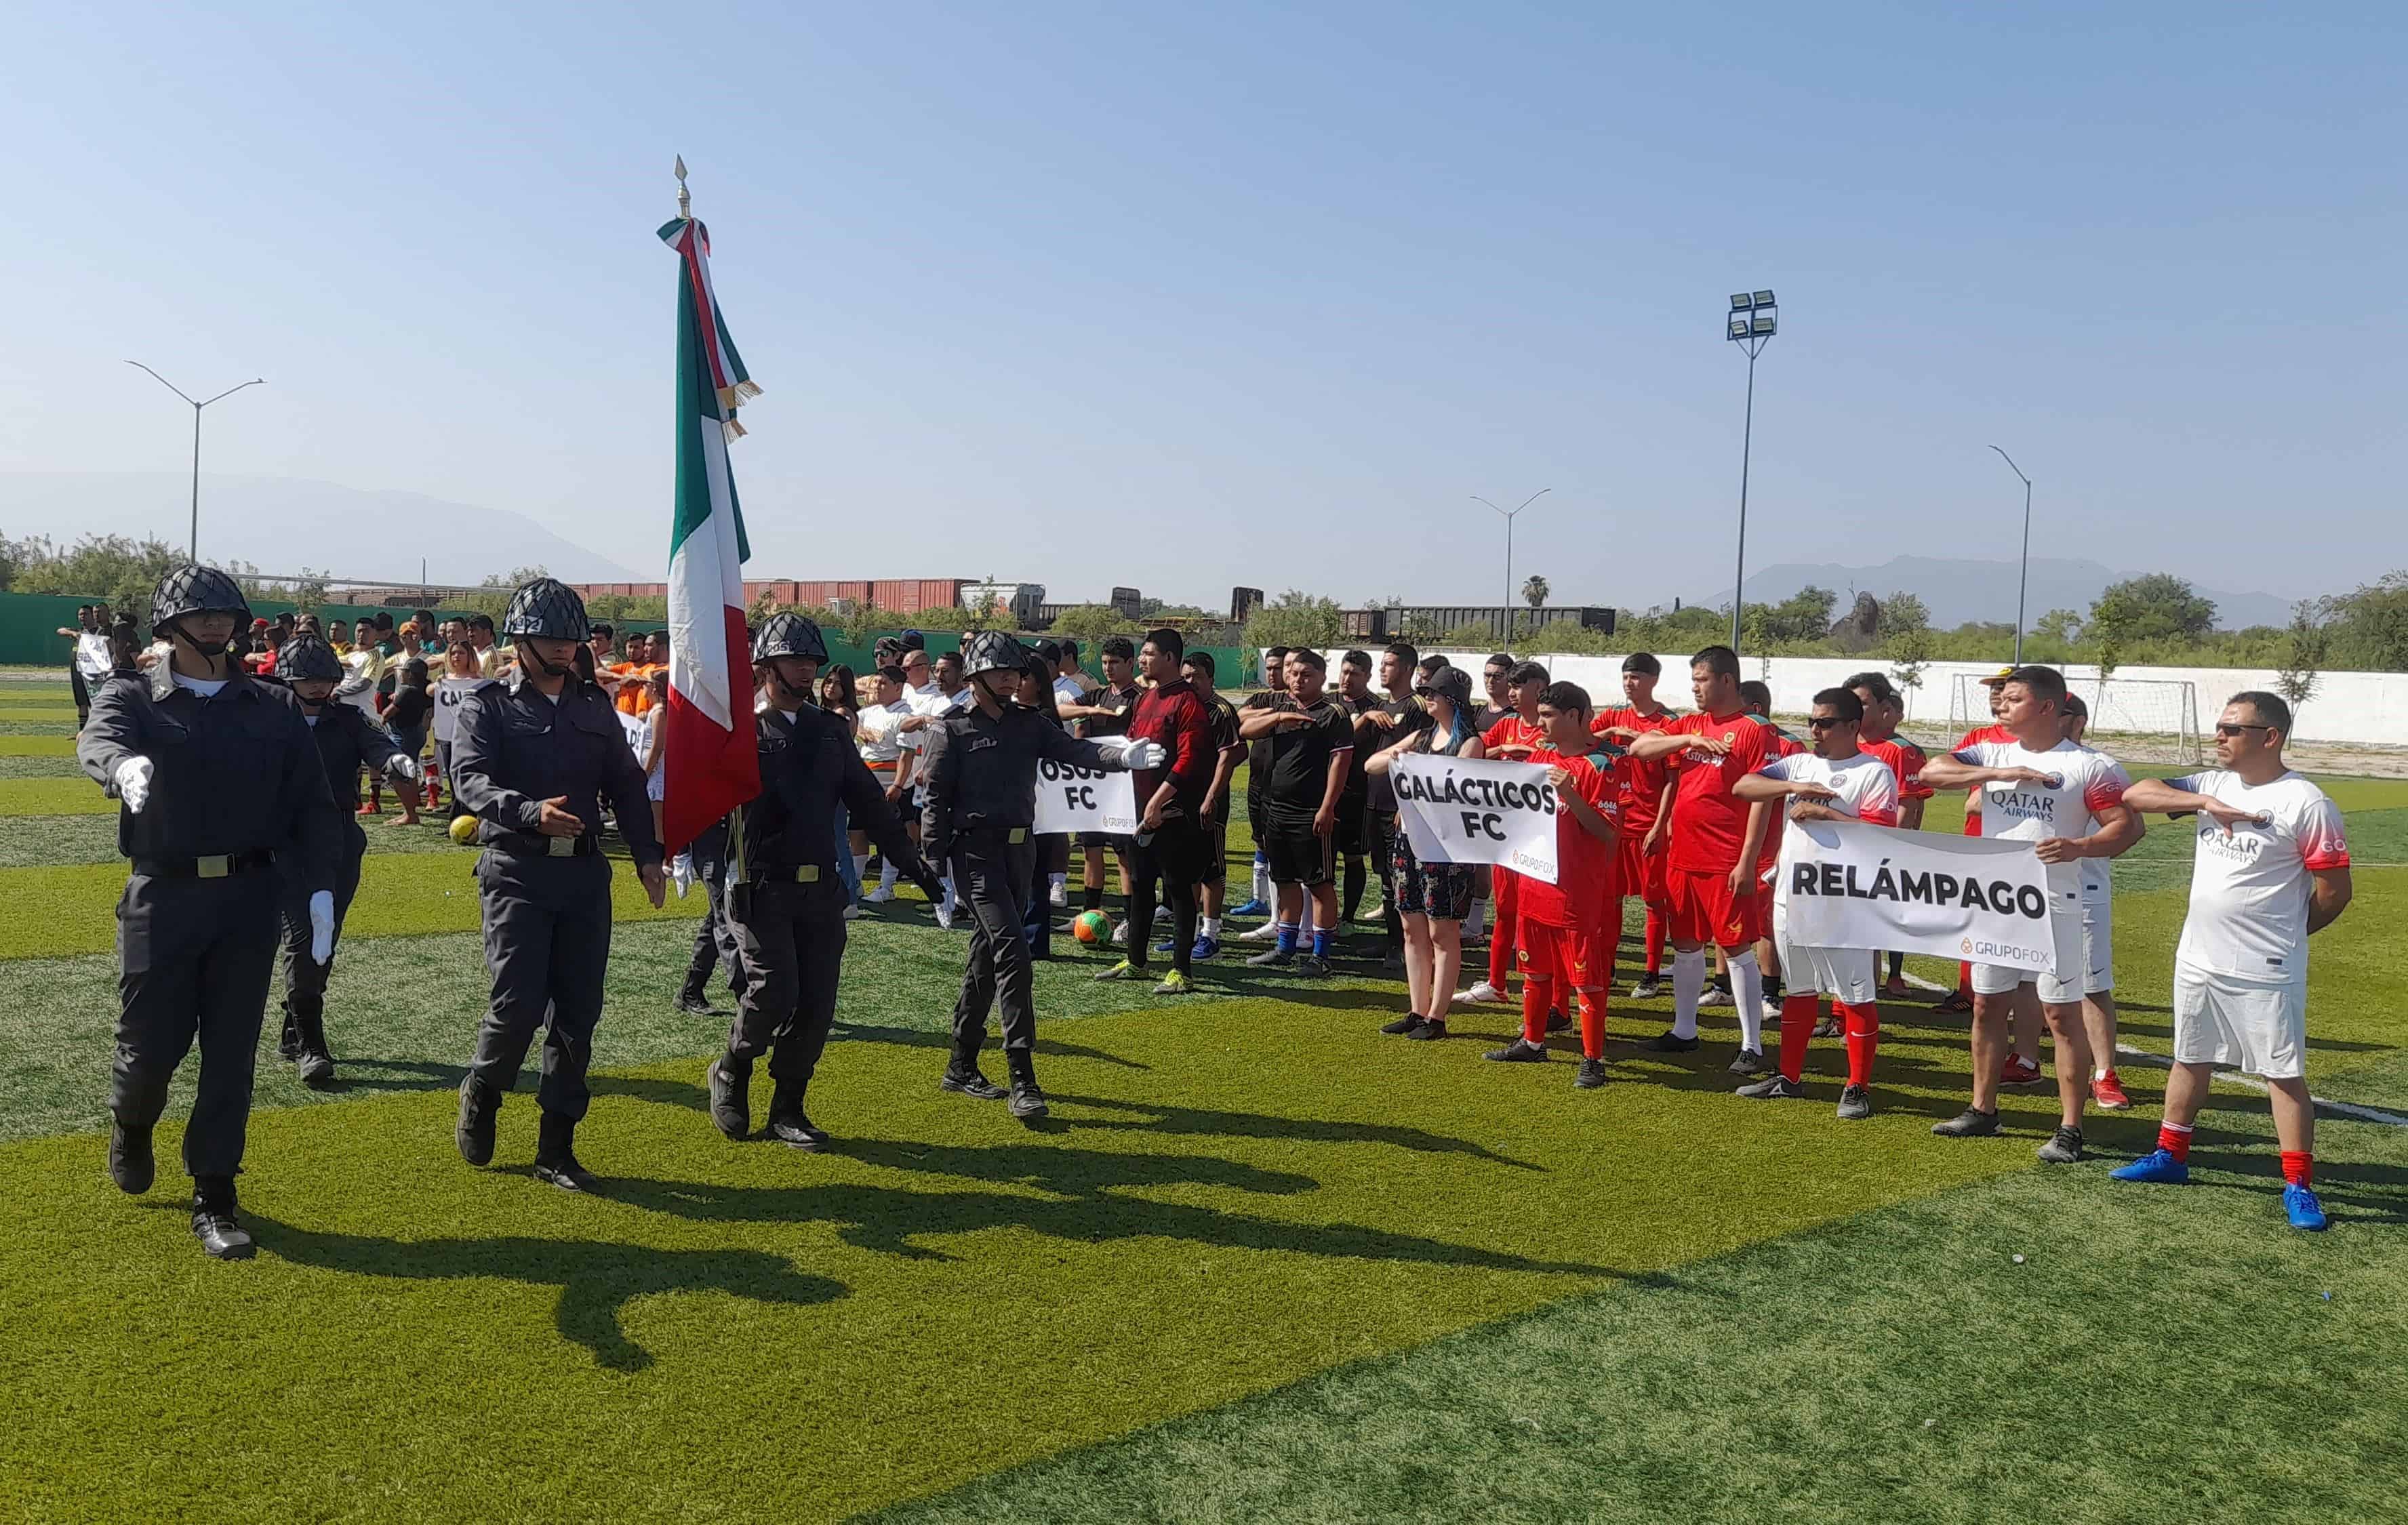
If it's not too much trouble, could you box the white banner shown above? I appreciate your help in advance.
[620,710,648,758]
[1390,753,1559,885]
[1033,758,1138,836]
[432,677,479,745]
[1779,819,2055,972]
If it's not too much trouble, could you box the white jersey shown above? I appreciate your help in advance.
[72,630,113,679]
[2078,855,2110,906]
[857,700,917,767]
[1759,751,1900,916]
[2166,769,2350,983]
[1952,736,2131,896]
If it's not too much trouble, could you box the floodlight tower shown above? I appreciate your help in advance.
[1725,290,1778,651]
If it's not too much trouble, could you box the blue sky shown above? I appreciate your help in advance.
[2,2,2401,611]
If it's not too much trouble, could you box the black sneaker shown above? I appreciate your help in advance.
[1009,1080,1050,1120]
[1735,1072,1803,1099]
[190,1182,255,1261]
[673,989,719,1016]
[108,1121,154,1194]
[706,1055,752,1139]
[455,1076,499,1166]
[1647,1030,1700,1053]
[1544,1009,1571,1034]
[533,1153,603,1191]
[1573,1057,1609,1089]
[2036,1125,2085,1164]
[1726,1048,1768,1076]
[1483,1038,1549,1063]
[1630,975,1663,1000]
[766,1113,832,1151]
[1293,954,1333,978]
[1245,948,1294,969]
[1380,1013,1428,1036]
[940,1068,1007,1101]
[1406,1018,1449,1042]
[1834,1084,1872,1121]
[1931,1107,2001,1139]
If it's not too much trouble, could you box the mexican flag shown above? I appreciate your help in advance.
[658,209,761,854]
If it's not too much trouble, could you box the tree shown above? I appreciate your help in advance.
[1521,574,1549,610]
[1242,590,1343,653]
[5,533,188,615]
[2033,607,2083,645]
[2087,573,2218,646]
[2322,569,2408,672]
[1883,589,1933,695]
[2273,600,2330,710]
[1764,584,1838,645]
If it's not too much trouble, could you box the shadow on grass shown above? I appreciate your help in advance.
[1045,1093,1544,1171]
[243,1216,847,1372]
[831,1021,1152,1070]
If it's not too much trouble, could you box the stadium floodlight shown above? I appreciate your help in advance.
[1470,489,1552,640]
[125,363,266,561]
[1722,287,1780,651]
[1991,445,2034,664]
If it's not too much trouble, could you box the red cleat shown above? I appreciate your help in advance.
[1881,977,1914,1000]
[2000,1055,2045,1088]
[1933,990,1973,1015]
[2091,1070,2134,1110]
[355,804,378,817]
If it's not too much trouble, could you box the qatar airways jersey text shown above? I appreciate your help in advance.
[1951,737,2131,896]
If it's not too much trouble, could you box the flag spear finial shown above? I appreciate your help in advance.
[675,155,690,220]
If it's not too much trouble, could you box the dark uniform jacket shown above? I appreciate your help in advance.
[75,661,340,891]
[303,704,410,817]
[919,700,1122,866]
[738,703,923,881]
[450,668,662,867]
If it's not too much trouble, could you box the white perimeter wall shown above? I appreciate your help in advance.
[1314,651,2408,747]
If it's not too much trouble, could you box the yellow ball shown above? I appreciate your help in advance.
[447,813,480,846]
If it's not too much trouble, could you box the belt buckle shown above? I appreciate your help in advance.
[197,854,228,879]
[547,836,575,858]
[1007,828,1027,844]
[797,863,820,883]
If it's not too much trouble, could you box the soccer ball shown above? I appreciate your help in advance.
[447,814,479,846]
[1072,910,1112,945]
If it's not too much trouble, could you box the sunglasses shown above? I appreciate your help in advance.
[2213,723,2274,737]
[1807,716,1847,730]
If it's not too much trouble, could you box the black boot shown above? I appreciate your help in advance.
[706,1051,752,1139]
[108,1118,155,1194]
[294,1009,337,1089]
[533,1111,601,1192]
[940,1041,1006,1101]
[191,1176,255,1261]
[764,1082,830,1151]
[276,1006,301,1063]
[456,1075,500,1166]
[1005,1053,1049,1120]
[673,971,718,1015]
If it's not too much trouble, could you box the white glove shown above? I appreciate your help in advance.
[1119,739,1167,771]
[114,756,154,814]
[672,853,695,899]
[308,889,336,964]
[388,754,422,783]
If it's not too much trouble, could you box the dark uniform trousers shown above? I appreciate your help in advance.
[115,870,283,1177]
[950,829,1039,1056]
[726,875,847,1081]
[1125,815,1209,973]
[1366,805,1402,950]
[468,848,614,1120]
[685,819,746,998]
[279,824,365,1022]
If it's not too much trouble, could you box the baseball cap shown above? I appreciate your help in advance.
[1978,665,2016,686]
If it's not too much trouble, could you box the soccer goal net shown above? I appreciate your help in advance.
[1948,673,2203,764]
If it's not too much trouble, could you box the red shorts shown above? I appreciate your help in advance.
[1518,918,1609,996]
[1666,867,1764,950]
[1616,830,1670,910]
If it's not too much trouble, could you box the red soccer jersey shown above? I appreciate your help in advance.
[1519,748,1618,928]
[1955,723,2013,819]
[1593,704,1680,831]
[1483,712,1544,758]
[1859,736,1933,802]
[1750,718,1806,874]
[1664,709,1780,874]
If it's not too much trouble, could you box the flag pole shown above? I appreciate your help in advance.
[675,152,745,888]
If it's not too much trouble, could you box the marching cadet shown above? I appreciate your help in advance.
[77,565,342,1260]
[270,632,422,1087]
[920,632,1161,1119]
[706,613,940,1147]
[449,577,665,1192]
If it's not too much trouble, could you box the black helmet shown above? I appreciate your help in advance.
[961,630,1028,680]
[500,577,590,643]
[275,633,345,684]
[752,613,829,664]
[150,564,252,640]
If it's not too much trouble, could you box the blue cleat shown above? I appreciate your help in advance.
[2283,1183,2329,1231]
[1230,898,1270,918]
[2110,1149,2190,1185]
[1152,937,1178,955]
[1191,935,1221,962]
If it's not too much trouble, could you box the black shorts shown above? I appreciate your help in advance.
[1131,817,1213,887]
[1262,817,1336,887]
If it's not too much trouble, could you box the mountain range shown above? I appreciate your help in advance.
[1687,555,2298,632]
[0,474,643,586]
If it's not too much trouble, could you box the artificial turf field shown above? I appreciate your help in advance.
[1,677,2403,1524]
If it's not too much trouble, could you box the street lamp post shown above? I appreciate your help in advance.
[1990,446,2033,664]
[125,363,265,559]
[1725,291,1778,651]
[1471,489,1550,643]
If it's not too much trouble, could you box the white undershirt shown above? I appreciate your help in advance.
[171,672,230,699]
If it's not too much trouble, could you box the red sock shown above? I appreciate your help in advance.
[1778,993,1819,1081]
[1957,960,1973,995]
[2281,1150,2313,1187]
[1578,990,1607,1059]
[1491,922,1517,988]
[1643,910,1666,975]
[1841,1001,1880,1087]
[1521,975,1551,1044]
[2158,1122,2193,1162]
